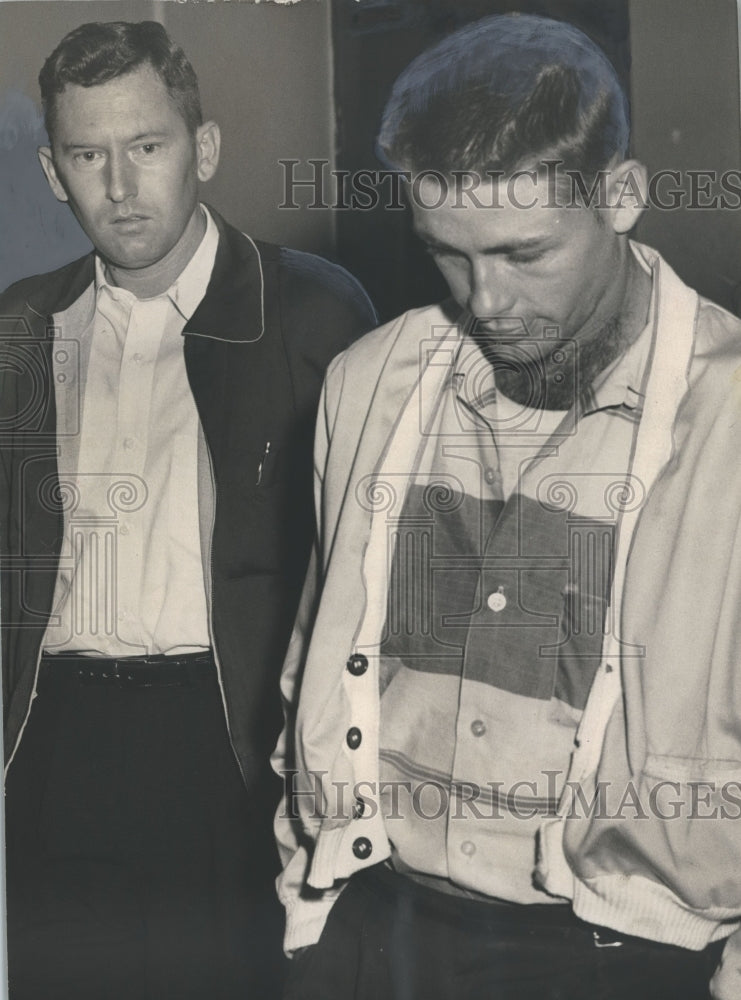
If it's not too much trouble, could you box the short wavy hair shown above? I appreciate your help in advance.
[39,20,203,144]
[377,13,629,181]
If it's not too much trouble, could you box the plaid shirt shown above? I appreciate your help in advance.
[378,300,655,903]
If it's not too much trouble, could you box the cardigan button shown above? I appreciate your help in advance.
[346,653,368,676]
[352,837,372,860]
[346,727,362,750]
[487,587,507,613]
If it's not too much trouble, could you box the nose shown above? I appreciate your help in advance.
[468,259,517,322]
[105,152,137,203]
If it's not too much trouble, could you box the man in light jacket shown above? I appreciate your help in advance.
[274,14,741,1000]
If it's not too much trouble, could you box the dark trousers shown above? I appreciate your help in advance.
[5,652,286,1000]
[285,864,724,1000]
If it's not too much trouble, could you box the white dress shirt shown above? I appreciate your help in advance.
[43,207,219,655]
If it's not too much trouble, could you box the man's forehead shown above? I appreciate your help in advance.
[410,166,612,246]
[52,65,181,134]
[414,169,581,209]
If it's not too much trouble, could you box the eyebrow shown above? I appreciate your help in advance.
[61,132,170,152]
[416,233,552,255]
[127,132,170,144]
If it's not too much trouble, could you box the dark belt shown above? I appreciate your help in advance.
[38,650,215,689]
[362,863,707,953]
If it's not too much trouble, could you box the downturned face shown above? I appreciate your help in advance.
[411,172,626,350]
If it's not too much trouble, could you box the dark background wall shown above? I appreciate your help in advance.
[629,0,741,314]
[1,0,739,319]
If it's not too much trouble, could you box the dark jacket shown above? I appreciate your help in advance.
[0,208,376,791]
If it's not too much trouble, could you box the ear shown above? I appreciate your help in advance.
[605,159,648,234]
[38,146,69,203]
[195,121,220,182]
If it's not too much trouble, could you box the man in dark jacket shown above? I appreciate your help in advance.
[0,19,375,1000]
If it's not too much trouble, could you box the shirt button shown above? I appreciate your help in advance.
[460,840,476,857]
[123,437,135,451]
[484,467,497,485]
[470,719,487,737]
[346,727,362,750]
[131,352,144,363]
[487,587,507,612]
[346,653,368,676]
[352,837,372,860]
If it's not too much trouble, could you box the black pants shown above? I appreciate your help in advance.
[5,653,286,1000]
[285,864,724,1000]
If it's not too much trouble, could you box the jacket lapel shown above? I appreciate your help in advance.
[328,302,462,555]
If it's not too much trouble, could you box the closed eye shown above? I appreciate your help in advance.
[507,249,547,265]
[423,244,463,260]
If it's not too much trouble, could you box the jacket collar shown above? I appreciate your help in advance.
[184,206,264,343]
[24,206,265,344]
[25,253,95,322]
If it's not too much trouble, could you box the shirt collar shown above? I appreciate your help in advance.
[41,207,264,345]
[586,249,658,416]
[94,204,219,320]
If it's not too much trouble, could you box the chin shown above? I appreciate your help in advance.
[104,248,160,271]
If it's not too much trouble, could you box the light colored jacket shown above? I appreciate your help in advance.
[273,244,741,997]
